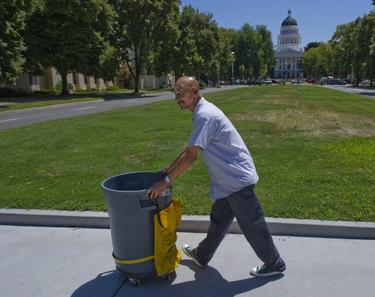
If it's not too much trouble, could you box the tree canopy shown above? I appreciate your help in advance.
[110,0,180,92]
[163,5,220,79]
[24,0,116,95]
[1,1,278,92]
[304,42,321,53]
[329,9,375,85]
[3,1,375,93]
[302,42,333,78]
[302,4,375,84]
[230,23,274,79]
[0,0,34,84]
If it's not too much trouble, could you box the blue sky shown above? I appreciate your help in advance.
[183,0,374,49]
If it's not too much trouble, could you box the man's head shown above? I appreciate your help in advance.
[174,76,202,112]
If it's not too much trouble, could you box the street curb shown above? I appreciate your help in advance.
[1,209,375,240]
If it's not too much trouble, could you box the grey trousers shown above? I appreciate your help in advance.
[196,185,285,270]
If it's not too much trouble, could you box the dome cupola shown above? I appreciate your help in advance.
[282,9,298,26]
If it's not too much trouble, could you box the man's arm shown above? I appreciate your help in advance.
[146,146,201,201]
[158,144,189,176]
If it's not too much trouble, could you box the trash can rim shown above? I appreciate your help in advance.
[101,171,161,193]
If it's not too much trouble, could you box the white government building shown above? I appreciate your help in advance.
[274,9,304,80]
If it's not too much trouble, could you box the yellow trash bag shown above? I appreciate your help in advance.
[154,197,183,276]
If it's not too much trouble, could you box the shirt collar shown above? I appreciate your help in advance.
[194,97,206,113]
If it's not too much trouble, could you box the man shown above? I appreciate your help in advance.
[146,76,285,277]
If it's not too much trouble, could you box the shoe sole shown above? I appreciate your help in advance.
[182,245,205,268]
[250,270,283,278]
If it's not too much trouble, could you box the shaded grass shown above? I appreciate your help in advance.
[1,85,374,221]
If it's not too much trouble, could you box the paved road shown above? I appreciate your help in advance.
[0,85,247,131]
[323,84,375,99]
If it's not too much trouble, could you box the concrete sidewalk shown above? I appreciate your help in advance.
[1,209,375,297]
[1,224,375,297]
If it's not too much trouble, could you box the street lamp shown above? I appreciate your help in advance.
[351,64,354,85]
[284,61,287,84]
[231,52,235,85]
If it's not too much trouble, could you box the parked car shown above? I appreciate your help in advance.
[361,79,374,85]
[233,79,240,84]
[327,79,346,85]
[272,79,279,84]
[308,79,315,83]
[341,78,352,84]
[247,80,262,85]
[291,80,301,84]
[264,79,272,85]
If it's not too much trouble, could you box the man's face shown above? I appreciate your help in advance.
[174,84,195,110]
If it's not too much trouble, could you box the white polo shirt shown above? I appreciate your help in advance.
[188,97,259,199]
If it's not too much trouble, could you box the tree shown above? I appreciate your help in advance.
[256,25,275,77]
[317,43,333,75]
[217,28,235,79]
[97,43,121,82]
[304,42,321,53]
[166,5,220,80]
[0,0,34,84]
[233,23,256,78]
[302,43,333,78]
[110,0,180,93]
[234,23,272,79]
[25,0,115,95]
[356,12,375,85]
[301,47,319,78]
[331,17,363,85]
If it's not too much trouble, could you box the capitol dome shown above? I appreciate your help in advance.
[274,9,303,80]
[282,9,298,26]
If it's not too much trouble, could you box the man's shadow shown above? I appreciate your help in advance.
[71,260,283,297]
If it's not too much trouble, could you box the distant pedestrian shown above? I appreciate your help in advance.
[146,76,286,278]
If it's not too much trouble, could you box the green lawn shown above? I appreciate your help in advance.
[1,85,374,222]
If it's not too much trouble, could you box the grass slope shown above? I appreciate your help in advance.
[1,85,374,221]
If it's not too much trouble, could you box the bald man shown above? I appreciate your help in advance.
[146,76,286,278]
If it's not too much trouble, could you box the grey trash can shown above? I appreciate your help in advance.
[101,171,173,279]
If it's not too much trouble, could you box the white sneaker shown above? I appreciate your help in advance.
[182,244,205,268]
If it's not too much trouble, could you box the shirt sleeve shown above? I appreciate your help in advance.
[188,112,214,150]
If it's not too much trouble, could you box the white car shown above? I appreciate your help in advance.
[264,79,272,85]
[291,80,301,84]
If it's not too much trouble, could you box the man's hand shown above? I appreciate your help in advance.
[145,179,169,201]
[147,146,200,201]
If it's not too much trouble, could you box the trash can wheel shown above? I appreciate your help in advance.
[129,278,141,287]
[161,274,170,281]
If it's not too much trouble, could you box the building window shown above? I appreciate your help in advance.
[29,74,39,86]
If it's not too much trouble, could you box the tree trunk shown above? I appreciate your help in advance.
[134,67,140,93]
[133,47,140,93]
[60,74,69,96]
[355,69,360,86]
